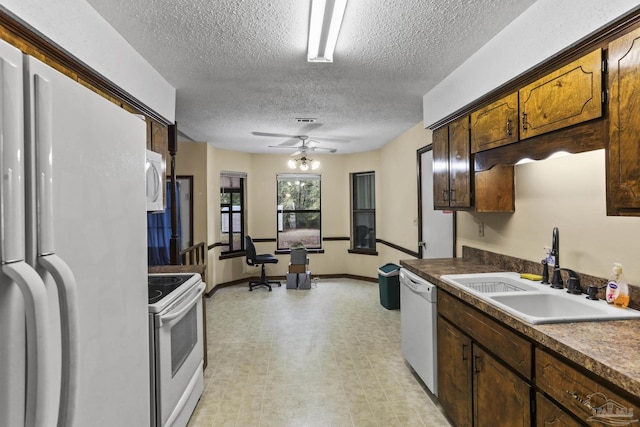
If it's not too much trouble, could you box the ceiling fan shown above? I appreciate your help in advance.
[252,132,341,170]
[252,131,344,154]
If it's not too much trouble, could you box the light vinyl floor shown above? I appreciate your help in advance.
[188,278,451,427]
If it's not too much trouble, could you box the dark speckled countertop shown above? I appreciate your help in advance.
[400,257,640,401]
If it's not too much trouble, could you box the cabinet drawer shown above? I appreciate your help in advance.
[536,348,640,426]
[438,291,532,379]
[536,392,582,427]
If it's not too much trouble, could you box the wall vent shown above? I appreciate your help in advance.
[295,118,317,123]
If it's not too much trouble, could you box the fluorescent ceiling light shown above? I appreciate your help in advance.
[307,0,348,63]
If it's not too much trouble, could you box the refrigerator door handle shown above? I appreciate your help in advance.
[33,71,80,427]
[33,73,55,255]
[0,56,26,263]
[38,254,79,427]
[2,261,52,427]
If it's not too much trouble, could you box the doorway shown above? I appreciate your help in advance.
[418,146,455,259]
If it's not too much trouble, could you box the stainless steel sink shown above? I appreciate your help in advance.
[440,272,640,324]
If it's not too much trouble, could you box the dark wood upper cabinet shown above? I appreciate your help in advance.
[474,165,515,213]
[607,26,640,215]
[432,126,451,209]
[519,49,603,140]
[471,92,519,153]
[448,117,473,208]
[433,117,515,212]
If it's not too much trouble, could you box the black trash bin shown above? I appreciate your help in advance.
[378,263,401,310]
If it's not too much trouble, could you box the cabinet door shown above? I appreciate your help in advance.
[471,92,519,153]
[475,165,515,213]
[607,26,640,215]
[536,392,583,427]
[520,49,602,139]
[448,116,472,208]
[432,126,450,209]
[437,316,473,427]
[473,345,530,427]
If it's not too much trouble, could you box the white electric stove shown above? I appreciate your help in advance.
[148,273,205,427]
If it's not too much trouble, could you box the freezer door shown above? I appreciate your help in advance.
[0,39,55,427]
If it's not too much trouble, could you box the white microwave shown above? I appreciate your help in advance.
[145,149,165,211]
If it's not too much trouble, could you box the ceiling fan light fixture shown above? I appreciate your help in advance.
[288,155,320,171]
[307,0,348,63]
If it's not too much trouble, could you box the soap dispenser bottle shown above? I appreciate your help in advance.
[606,263,630,308]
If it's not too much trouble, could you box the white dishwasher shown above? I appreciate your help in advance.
[400,268,438,396]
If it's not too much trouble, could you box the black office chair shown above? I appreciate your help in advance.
[245,236,281,291]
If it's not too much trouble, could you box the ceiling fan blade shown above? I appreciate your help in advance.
[268,145,300,149]
[310,147,337,153]
[307,135,351,143]
[279,138,302,147]
[252,131,301,139]
[290,150,303,156]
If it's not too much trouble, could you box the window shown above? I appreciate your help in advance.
[351,172,376,251]
[220,172,246,253]
[276,174,321,250]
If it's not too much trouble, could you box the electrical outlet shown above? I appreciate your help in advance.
[478,222,485,237]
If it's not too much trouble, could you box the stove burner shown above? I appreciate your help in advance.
[148,288,163,305]
[149,276,184,286]
[148,274,197,306]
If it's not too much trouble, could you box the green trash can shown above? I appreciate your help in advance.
[378,263,401,310]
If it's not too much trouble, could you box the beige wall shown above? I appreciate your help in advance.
[196,122,431,288]
[457,149,640,285]
[172,142,212,285]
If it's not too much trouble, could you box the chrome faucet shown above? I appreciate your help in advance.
[550,227,564,289]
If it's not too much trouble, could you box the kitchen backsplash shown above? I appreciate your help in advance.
[462,246,640,311]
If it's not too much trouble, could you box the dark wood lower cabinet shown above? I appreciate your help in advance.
[437,315,531,427]
[436,290,640,426]
[536,393,583,427]
[437,316,473,427]
[473,345,530,427]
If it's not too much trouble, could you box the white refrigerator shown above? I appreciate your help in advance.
[0,39,150,427]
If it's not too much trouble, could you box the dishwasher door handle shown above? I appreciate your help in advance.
[402,280,432,296]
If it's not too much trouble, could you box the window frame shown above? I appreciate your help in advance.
[276,174,322,251]
[350,171,377,254]
[220,172,246,255]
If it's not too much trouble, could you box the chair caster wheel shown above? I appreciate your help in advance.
[249,288,253,292]
[268,288,272,292]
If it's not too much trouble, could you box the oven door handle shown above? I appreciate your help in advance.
[158,282,205,327]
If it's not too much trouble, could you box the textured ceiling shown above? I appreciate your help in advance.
[86,0,535,153]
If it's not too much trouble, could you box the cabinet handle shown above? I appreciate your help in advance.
[521,112,528,131]
[442,189,448,202]
[474,355,482,374]
[461,343,468,361]
[506,118,512,136]
[566,390,594,411]
[450,189,456,202]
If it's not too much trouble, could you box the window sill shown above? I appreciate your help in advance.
[275,248,325,255]
[348,249,379,256]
